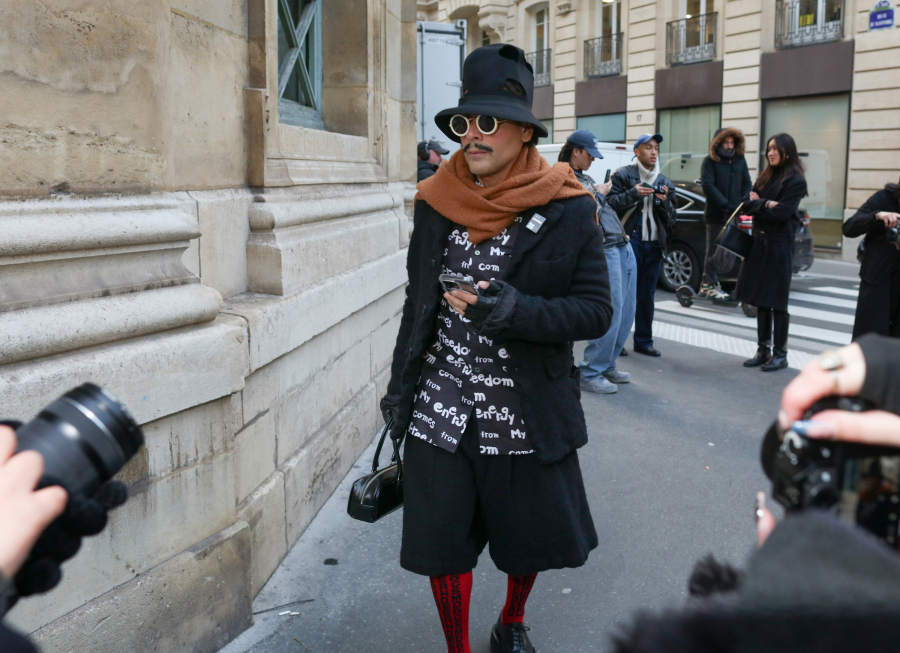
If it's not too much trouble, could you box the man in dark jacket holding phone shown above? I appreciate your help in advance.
[608,134,676,357]
[699,127,752,299]
[380,44,611,653]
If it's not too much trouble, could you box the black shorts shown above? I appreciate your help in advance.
[400,420,597,577]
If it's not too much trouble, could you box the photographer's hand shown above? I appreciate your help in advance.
[778,343,866,430]
[635,183,654,197]
[876,211,900,228]
[0,427,67,581]
[654,186,669,202]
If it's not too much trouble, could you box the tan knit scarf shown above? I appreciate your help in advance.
[415,145,591,244]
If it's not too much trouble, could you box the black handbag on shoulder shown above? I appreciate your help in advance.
[716,202,753,259]
[347,419,403,523]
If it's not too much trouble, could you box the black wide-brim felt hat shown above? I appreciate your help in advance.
[435,44,548,143]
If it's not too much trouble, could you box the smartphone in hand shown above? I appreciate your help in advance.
[439,273,480,296]
[604,169,611,183]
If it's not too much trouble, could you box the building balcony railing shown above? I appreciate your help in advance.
[775,0,844,49]
[525,49,552,87]
[584,33,623,79]
[666,13,717,66]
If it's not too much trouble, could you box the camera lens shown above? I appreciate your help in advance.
[14,384,144,496]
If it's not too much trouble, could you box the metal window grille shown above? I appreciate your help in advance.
[665,13,717,66]
[277,0,323,129]
[525,49,552,87]
[775,0,844,49]
[584,33,623,79]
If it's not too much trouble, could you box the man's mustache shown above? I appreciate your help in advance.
[463,143,493,154]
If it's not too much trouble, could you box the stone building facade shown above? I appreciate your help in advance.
[419,0,900,258]
[0,0,415,651]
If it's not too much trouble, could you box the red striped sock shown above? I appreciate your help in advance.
[429,571,473,653]
[501,572,537,625]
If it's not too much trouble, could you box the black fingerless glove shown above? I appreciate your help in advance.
[13,480,128,598]
[464,282,502,330]
[463,281,518,334]
[379,394,400,427]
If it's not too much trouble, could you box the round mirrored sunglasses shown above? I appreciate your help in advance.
[449,114,509,138]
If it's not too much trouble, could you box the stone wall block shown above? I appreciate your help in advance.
[370,312,402,377]
[275,337,372,464]
[0,194,201,313]
[191,189,254,299]
[9,449,238,634]
[170,10,249,190]
[280,382,378,545]
[225,250,407,371]
[27,522,252,653]
[248,211,401,295]
[0,284,222,366]
[0,319,248,427]
[236,471,287,596]
[235,408,278,504]
[240,285,405,419]
[138,395,238,481]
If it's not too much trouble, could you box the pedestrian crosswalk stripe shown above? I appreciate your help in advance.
[646,321,815,370]
[786,304,855,326]
[655,301,852,345]
[809,286,858,298]
[789,291,857,310]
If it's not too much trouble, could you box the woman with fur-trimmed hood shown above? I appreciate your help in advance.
[698,127,752,298]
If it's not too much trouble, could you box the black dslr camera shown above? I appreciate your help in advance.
[762,396,900,548]
[885,226,899,244]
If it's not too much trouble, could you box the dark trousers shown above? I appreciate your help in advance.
[756,307,790,352]
[629,231,664,348]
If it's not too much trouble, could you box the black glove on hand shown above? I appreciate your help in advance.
[379,394,400,427]
[13,480,128,597]
[464,282,503,330]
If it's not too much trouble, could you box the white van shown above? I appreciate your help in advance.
[536,142,634,183]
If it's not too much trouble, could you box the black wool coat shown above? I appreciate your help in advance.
[842,189,900,339]
[384,195,613,465]
[735,174,807,312]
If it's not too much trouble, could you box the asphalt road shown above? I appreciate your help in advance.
[221,334,797,653]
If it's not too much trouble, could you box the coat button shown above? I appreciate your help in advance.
[474,367,480,373]
[474,250,480,255]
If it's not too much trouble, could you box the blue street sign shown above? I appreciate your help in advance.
[870,0,896,30]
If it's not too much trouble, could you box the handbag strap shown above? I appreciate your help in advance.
[371,418,392,473]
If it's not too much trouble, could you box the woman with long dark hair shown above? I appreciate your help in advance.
[738,133,808,372]
[842,179,900,339]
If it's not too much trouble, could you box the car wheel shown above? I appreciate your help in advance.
[661,243,700,292]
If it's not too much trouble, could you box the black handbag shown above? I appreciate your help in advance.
[715,203,753,259]
[347,419,404,523]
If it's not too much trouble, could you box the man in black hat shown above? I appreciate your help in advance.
[381,44,611,653]
[418,140,451,182]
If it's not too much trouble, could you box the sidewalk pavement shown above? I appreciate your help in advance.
[220,337,790,653]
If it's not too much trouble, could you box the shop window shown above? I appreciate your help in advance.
[657,105,721,182]
[762,94,850,249]
[278,0,323,129]
[576,113,626,143]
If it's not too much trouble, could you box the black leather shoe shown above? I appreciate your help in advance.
[619,348,628,357]
[634,345,661,357]
[743,348,772,368]
[761,350,788,372]
[491,619,535,653]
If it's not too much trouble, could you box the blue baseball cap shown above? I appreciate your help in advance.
[566,130,604,159]
[633,133,663,149]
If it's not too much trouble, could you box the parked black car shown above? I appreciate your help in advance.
[658,181,815,292]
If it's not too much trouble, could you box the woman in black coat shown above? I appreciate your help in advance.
[842,180,900,340]
[737,133,808,372]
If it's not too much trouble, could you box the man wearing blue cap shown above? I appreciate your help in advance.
[607,134,676,357]
[559,130,636,393]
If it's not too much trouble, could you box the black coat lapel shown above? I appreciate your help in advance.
[503,201,565,279]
